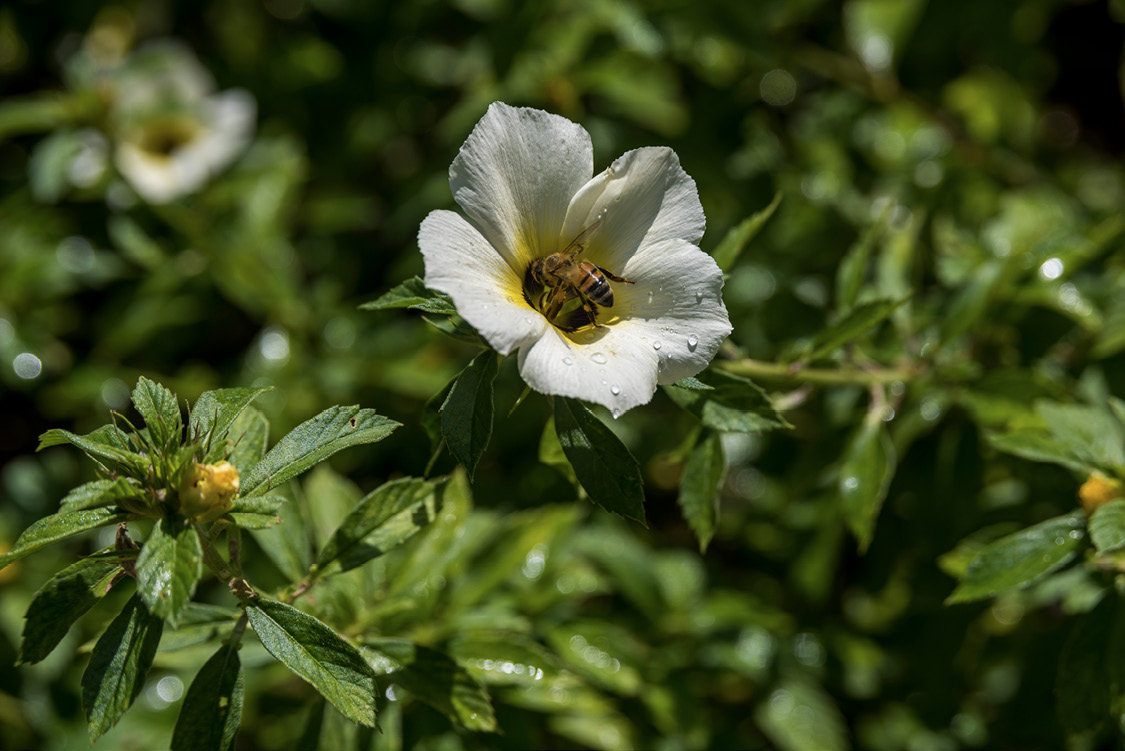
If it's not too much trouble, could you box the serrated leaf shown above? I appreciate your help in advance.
[839,420,896,552]
[947,513,1086,603]
[241,406,401,496]
[670,376,714,391]
[18,549,123,664]
[317,477,444,573]
[360,276,458,315]
[189,387,273,454]
[60,478,145,512]
[362,639,496,732]
[171,641,244,751]
[554,398,646,524]
[664,370,789,433]
[37,424,147,474]
[82,594,164,742]
[677,431,725,552]
[228,495,286,529]
[246,598,377,727]
[0,507,126,571]
[441,350,498,479]
[1090,499,1125,554]
[135,517,204,626]
[712,193,781,272]
[802,297,907,362]
[227,406,269,471]
[132,376,182,449]
[1036,401,1125,473]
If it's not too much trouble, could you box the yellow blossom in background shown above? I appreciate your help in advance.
[1078,473,1123,515]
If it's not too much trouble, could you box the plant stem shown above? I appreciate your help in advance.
[716,358,920,386]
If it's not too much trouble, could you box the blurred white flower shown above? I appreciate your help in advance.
[420,102,731,416]
[109,43,255,204]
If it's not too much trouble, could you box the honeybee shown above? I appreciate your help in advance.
[528,219,634,328]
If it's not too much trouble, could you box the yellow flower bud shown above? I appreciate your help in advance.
[179,461,240,522]
[1078,473,1123,515]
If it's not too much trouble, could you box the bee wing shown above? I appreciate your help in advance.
[561,218,604,257]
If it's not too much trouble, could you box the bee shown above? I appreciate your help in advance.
[528,219,634,328]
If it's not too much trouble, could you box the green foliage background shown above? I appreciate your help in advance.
[3,0,1125,749]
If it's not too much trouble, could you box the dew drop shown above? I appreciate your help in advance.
[601,378,607,385]
[591,352,608,364]
[506,295,515,303]
[695,290,704,303]
[612,408,622,419]
[653,340,662,350]
[562,356,573,366]
[687,334,698,351]
[610,385,621,395]
[647,291,654,304]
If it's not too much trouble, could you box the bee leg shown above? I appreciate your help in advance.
[597,267,634,284]
[580,296,604,328]
[542,285,568,321]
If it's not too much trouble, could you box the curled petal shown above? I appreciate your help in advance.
[420,210,547,356]
[450,102,593,271]
[562,147,705,273]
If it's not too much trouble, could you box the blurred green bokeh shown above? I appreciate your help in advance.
[3,0,1125,749]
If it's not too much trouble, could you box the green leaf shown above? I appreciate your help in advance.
[441,350,499,479]
[422,378,455,453]
[670,376,714,391]
[836,203,890,310]
[801,297,907,362]
[18,549,123,664]
[755,676,848,751]
[246,598,378,727]
[839,420,896,552]
[171,641,244,751]
[135,516,204,626]
[360,277,458,315]
[554,398,646,525]
[249,496,311,583]
[1089,500,1125,555]
[132,376,182,449]
[677,431,725,552]
[0,507,126,571]
[228,495,287,529]
[60,478,145,513]
[363,639,496,732]
[38,424,147,474]
[987,430,1094,474]
[1037,402,1125,473]
[227,406,270,471]
[539,416,577,485]
[82,594,164,742]
[1056,598,1113,738]
[189,386,273,448]
[664,370,790,433]
[28,128,84,203]
[241,406,401,496]
[711,193,781,272]
[317,477,444,573]
[947,513,1086,604]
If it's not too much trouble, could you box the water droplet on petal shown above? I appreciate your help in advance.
[695,290,704,303]
[653,340,662,350]
[562,356,573,366]
[591,352,608,364]
[687,334,698,350]
[647,291,654,304]
[612,408,621,419]
[610,385,620,395]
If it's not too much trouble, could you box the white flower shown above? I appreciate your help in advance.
[109,43,255,204]
[420,102,732,416]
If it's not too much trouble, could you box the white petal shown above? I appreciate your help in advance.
[611,238,732,384]
[450,103,593,272]
[517,324,660,415]
[420,210,547,356]
[561,147,705,274]
[115,144,187,204]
